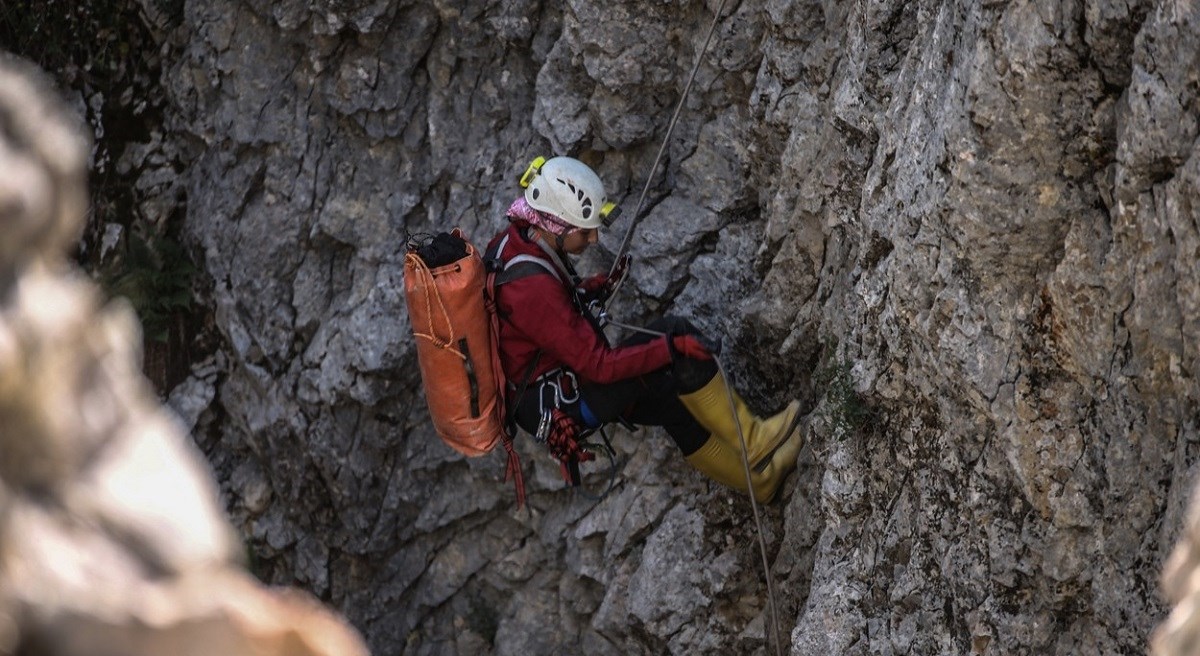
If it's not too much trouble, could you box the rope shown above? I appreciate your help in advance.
[405,252,466,360]
[608,0,731,282]
[577,427,620,502]
[600,318,785,656]
[568,1,785,646]
[717,356,785,656]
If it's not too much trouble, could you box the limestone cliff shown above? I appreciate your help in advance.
[109,0,1200,654]
[0,54,367,656]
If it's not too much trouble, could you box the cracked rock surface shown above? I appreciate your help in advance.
[117,0,1200,653]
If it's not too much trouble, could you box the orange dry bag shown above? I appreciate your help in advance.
[403,229,525,503]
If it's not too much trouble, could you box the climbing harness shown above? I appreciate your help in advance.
[490,227,622,501]
[527,366,621,499]
[536,369,581,420]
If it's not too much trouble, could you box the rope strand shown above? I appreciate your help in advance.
[406,252,467,359]
[600,318,786,656]
[717,356,786,656]
[608,0,731,284]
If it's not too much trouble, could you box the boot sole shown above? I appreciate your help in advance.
[743,400,801,469]
[751,409,805,473]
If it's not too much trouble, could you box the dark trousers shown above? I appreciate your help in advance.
[512,317,715,456]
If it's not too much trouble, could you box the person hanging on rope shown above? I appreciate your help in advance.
[486,155,804,503]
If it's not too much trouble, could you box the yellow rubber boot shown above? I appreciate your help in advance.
[684,428,804,504]
[678,373,802,470]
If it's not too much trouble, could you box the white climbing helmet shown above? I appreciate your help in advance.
[520,156,619,229]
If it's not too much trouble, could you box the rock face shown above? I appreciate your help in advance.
[125,0,1198,654]
[0,55,367,656]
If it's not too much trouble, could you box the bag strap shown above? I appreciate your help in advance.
[483,239,551,510]
[496,257,561,285]
[494,344,541,509]
[505,350,543,432]
[483,232,565,508]
[483,235,551,403]
[485,234,562,285]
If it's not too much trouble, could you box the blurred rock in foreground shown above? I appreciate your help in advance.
[1155,484,1200,656]
[0,54,367,656]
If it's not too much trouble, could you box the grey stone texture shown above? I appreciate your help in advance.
[0,56,367,656]
[129,0,1199,654]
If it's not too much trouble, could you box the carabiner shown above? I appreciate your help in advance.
[555,371,580,406]
[535,409,552,443]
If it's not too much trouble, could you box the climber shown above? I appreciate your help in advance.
[486,155,804,503]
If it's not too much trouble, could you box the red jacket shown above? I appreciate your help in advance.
[488,223,672,385]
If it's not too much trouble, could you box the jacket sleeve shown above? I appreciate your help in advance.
[498,273,672,384]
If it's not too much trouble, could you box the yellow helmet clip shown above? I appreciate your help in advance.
[519,156,546,188]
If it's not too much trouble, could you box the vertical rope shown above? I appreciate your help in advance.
[608,0,732,282]
[717,356,786,656]
[602,318,786,656]
[578,1,785,647]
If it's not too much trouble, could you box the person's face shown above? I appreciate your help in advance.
[560,227,598,254]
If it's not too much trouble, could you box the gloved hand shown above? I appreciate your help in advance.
[670,334,714,361]
[607,254,630,293]
[577,254,631,304]
[668,331,719,391]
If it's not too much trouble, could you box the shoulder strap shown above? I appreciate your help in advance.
[485,232,564,287]
[496,256,561,286]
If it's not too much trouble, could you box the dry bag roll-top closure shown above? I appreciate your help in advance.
[403,229,526,504]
